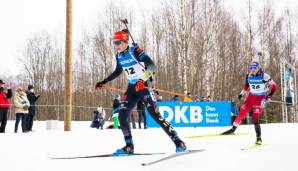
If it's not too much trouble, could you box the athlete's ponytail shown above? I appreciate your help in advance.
[121,29,130,41]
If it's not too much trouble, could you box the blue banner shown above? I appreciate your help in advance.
[146,102,231,127]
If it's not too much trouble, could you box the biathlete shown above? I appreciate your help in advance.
[95,30,186,154]
[222,59,277,145]
[112,93,121,129]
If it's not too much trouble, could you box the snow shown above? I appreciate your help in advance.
[1,121,298,171]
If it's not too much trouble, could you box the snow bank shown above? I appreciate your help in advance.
[0,121,297,171]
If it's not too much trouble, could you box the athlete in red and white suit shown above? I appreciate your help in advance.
[222,60,277,145]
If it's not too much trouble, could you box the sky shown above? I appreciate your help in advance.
[0,0,160,77]
[0,0,297,77]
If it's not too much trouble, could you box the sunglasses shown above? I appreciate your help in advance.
[113,40,122,45]
[249,66,258,71]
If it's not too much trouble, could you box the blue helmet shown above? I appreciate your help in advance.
[114,93,121,100]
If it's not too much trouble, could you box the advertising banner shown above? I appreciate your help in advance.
[146,102,231,127]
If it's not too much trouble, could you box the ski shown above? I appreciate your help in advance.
[141,149,205,166]
[51,152,165,159]
[241,144,267,151]
[186,132,252,139]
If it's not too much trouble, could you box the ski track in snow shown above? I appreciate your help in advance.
[0,121,297,171]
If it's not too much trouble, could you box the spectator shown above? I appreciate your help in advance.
[231,101,239,123]
[90,105,106,129]
[171,95,179,102]
[153,89,159,96]
[207,95,213,102]
[14,87,30,133]
[137,100,147,129]
[157,95,163,102]
[193,95,200,102]
[201,96,207,102]
[184,92,192,102]
[0,80,13,133]
[153,90,159,102]
[129,111,136,129]
[26,85,40,132]
[111,93,121,129]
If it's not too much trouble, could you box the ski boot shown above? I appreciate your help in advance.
[255,137,262,145]
[221,126,237,135]
[172,136,187,153]
[114,137,134,155]
[115,144,134,155]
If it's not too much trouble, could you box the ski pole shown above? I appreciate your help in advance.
[146,86,186,97]
[103,86,125,93]
[120,18,136,45]
[103,85,186,97]
[93,85,125,94]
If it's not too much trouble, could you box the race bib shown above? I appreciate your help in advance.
[118,50,147,84]
[123,63,146,82]
[249,84,266,95]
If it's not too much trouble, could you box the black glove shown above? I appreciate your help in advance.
[95,80,107,89]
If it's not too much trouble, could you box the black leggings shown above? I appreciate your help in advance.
[0,108,8,133]
[119,84,177,143]
[253,117,261,138]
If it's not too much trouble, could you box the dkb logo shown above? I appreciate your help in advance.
[159,106,203,123]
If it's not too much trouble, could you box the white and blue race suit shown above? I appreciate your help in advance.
[247,72,271,96]
[117,46,148,84]
[102,45,178,145]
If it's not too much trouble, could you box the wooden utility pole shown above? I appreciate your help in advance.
[64,0,73,131]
